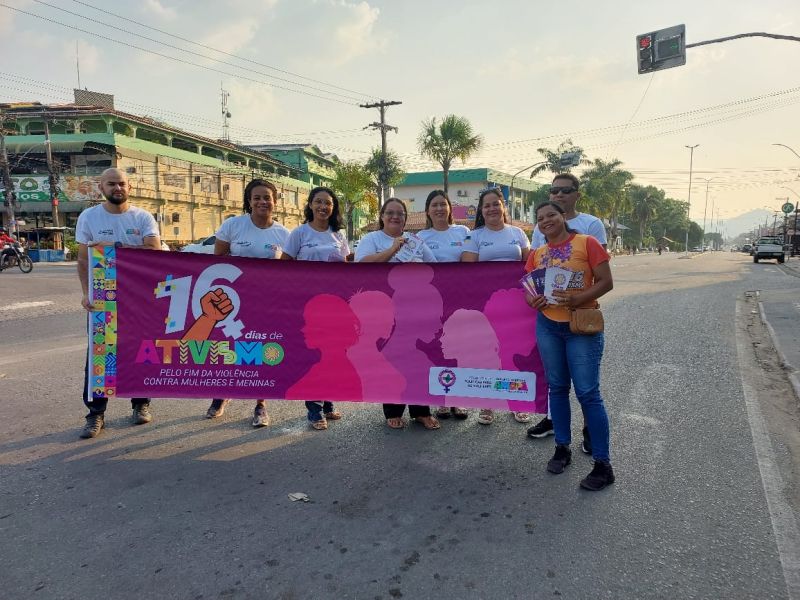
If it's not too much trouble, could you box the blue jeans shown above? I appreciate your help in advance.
[535,312,610,462]
[306,401,334,422]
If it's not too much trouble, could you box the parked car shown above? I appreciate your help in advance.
[181,235,217,254]
[742,244,752,253]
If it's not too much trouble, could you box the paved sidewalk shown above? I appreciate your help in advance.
[760,256,800,399]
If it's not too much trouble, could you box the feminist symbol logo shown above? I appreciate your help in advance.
[438,369,456,393]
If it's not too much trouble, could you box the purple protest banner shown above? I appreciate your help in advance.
[96,248,547,413]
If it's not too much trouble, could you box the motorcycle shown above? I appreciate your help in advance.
[0,242,34,273]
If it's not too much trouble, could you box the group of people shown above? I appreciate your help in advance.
[75,168,615,491]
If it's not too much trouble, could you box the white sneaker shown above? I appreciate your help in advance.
[477,409,494,425]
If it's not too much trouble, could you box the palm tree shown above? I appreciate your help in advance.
[331,160,374,241]
[628,184,664,249]
[529,139,590,179]
[417,115,483,193]
[580,158,634,248]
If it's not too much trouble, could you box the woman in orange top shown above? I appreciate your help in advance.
[525,201,615,491]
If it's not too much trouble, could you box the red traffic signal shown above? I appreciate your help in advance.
[639,36,651,49]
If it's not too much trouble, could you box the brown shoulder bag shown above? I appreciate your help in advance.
[569,306,604,335]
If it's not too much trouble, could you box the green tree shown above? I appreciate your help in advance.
[331,160,374,241]
[580,158,634,247]
[529,139,590,179]
[417,115,483,193]
[628,184,664,249]
[365,149,406,202]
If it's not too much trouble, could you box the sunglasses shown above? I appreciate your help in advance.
[549,186,577,195]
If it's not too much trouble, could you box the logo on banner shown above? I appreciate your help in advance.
[437,368,456,393]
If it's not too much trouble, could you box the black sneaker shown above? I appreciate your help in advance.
[581,426,592,455]
[206,399,229,419]
[80,413,105,439]
[527,417,554,438]
[546,444,572,474]
[132,403,153,425]
[580,461,615,491]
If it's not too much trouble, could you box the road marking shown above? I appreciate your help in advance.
[736,300,800,599]
[0,300,54,311]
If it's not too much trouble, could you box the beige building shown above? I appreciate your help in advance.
[1,97,311,244]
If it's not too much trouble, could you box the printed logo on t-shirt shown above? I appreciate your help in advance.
[125,228,142,235]
[233,241,253,247]
[265,243,280,251]
[450,241,463,247]
[98,228,114,235]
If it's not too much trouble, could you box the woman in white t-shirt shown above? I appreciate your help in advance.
[461,187,532,426]
[282,186,350,430]
[417,189,470,421]
[355,198,440,431]
[205,179,289,427]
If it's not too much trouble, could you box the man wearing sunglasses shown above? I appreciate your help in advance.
[528,173,608,451]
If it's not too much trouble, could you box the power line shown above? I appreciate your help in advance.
[29,0,370,104]
[69,0,379,101]
[0,3,362,107]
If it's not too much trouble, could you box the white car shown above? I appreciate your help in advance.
[181,235,217,254]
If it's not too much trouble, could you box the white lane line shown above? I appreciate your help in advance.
[0,300,54,311]
[736,300,800,599]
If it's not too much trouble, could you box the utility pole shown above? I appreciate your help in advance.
[360,100,401,208]
[220,83,231,142]
[685,144,699,253]
[43,114,61,249]
[0,114,17,236]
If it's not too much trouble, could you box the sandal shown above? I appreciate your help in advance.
[435,406,451,419]
[311,419,328,431]
[477,409,494,425]
[413,416,441,430]
[386,417,406,429]
[513,412,532,424]
[323,411,342,420]
[452,407,469,420]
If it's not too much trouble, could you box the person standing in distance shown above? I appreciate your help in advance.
[205,179,290,427]
[527,173,608,453]
[76,167,162,438]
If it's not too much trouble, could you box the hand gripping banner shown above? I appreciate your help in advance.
[90,248,548,413]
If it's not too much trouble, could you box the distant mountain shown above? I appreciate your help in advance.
[696,209,781,239]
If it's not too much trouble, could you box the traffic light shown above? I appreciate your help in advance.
[637,25,686,74]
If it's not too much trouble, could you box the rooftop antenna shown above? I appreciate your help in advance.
[220,83,231,142]
[76,40,81,89]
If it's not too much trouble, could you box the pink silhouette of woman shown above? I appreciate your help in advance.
[483,288,547,414]
[286,294,362,401]
[347,291,406,402]
[381,264,443,429]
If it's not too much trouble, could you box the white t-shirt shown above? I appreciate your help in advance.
[75,204,159,246]
[355,230,437,263]
[462,225,530,262]
[531,212,607,248]
[283,223,350,262]
[417,225,471,263]
[215,215,289,259]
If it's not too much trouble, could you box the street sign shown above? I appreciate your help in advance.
[637,25,686,74]
[782,202,794,214]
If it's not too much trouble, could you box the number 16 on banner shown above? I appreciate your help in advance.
[154,263,245,338]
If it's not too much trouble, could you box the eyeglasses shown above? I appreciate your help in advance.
[383,211,405,218]
[549,186,577,195]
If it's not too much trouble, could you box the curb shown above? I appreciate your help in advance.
[758,298,800,402]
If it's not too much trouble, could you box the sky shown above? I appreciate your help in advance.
[1,0,799,236]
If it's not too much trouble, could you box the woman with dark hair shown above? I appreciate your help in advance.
[354,198,436,263]
[354,198,440,430]
[526,201,615,491]
[205,178,289,427]
[417,189,470,420]
[282,186,350,430]
[461,187,532,426]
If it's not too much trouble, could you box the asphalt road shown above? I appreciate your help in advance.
[1,253,798,600]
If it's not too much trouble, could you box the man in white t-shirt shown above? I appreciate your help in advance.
[75,168,162,439]
[528,173,608,453]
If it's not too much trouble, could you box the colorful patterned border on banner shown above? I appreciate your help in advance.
[90,246,118,400]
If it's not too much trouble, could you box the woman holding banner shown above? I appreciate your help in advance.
[204,179,289,427]
[355,198,441,430]
[282,186,350,431]
[461,187,532,426]
[418,189,470,421]
[525,201,614,491]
